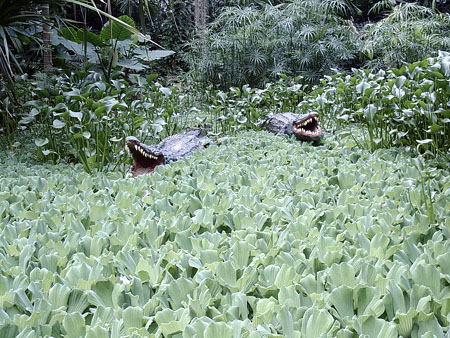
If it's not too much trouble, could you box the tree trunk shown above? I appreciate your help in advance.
[194,0,209,34]
[42,4,52,71]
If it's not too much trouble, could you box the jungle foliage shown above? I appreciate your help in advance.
[0,1,449,337]
[187,0,360,87]
[187,1,450,88]
[300,51,450,156]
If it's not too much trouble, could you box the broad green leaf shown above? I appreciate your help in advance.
[216,261,237,288]
[411,263,440,297]
[67,290,89,314]
[416,317,443,337]
[274,264,295,288]
[204,322,233,338]
[34,138,49,147]
[155,308,189,336]
[123,307,143,329]
[63,312,86,338]
[59,27,82,43]
[135,50,175,61]
[328,263,356,288]
[301,308,334,337]
[396,308,416,337]
[437,252,450,276]
[86,326,109,338]
[232,241,250,268]
[277,306,295,338]
[76,28,105,47]
[49,284,71,310]
[100,15,136,41]
[168,278,194,309]
[370,233,390,258]
[90,203,107,222]
[329,286,354,318]
[279,286,301,308]
[356,79,371,95]
[362,317,397,338]
[53,119,66,129]
[388,280,407,313]
[232,292,248,319]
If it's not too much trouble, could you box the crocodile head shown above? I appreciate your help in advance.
[126,137,165,177]
[292,113,322,142]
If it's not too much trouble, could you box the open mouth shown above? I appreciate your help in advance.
[125,137,164,177]
[293,113,322,139]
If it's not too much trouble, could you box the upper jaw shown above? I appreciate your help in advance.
[292,113,322,141]
[125,137,165,176]
[125,137,164,160]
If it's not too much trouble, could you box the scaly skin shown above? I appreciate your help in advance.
[126,129,210,177]
[264,112,323,143]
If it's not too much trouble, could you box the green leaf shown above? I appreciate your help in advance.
[155,308,189,336]
[204,322,233,338]
[277,306,295,338]
[63,313,86,338]
[59,27,81,43]
[100,15,136,41]
[216,261,237,288]
[123,307,143,329]
[90,203,107,222]
[328,263,356,287]
[147,73,158,83]
[416,317,443,337]
[232,241,250,268]
[370,233,390,258]
[135,49,175,61]
[274,264,295,288]
[411,262,441,297]
[76,28,105,47]
[356,79,371,95]
[362,317,397,338]
[34,138,49,147]
[86,326,109,338]
[53,119,66,129]
[69,111,83,121]
[388,280,407,313]
[301,308,334,337]
[329,286,354,318]
[49,284,71,310]
[167,278,194,309]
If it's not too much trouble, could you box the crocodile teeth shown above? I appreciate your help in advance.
[298,126,321,136]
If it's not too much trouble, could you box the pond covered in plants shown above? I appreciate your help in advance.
[0,130,449,337]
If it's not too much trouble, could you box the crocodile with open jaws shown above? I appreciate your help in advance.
[126,129,210,177]
[264,112,323,143]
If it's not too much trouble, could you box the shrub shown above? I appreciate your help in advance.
[17,71,195,173]
[362,3,450,69]
[186,0,360,88]
[300,51,450,155]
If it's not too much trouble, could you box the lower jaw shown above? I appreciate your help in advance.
[295,133,322,141]
[133,166,156,177]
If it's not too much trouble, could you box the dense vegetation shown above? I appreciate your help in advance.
[187,1,450,87]
[0,0,449,337]
[1,131,449,337]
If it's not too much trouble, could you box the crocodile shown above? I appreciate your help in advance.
[126,129,210,177]
[264,112,322,143]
